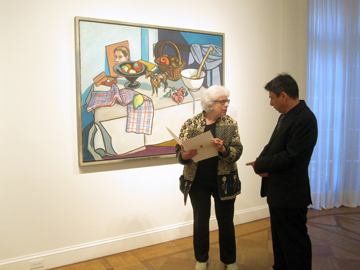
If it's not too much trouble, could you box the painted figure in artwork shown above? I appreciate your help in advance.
[145,71,169,96]
[113,46,130,66]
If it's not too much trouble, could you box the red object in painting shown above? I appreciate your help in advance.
[93,71,116,87]
[160,56,170,65]
[200,145,203,148]
[133,61,142,72]
[172,94,184,104]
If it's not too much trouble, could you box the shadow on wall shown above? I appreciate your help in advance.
[78,156,178,174]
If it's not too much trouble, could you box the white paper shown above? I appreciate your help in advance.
[166,127,183,145]
[166,127,218,162]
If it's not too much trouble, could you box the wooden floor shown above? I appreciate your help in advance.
[51,206,360,270]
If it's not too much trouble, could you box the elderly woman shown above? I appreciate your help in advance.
[175,85,243,270]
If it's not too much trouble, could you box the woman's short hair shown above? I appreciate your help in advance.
[201,85,230,112]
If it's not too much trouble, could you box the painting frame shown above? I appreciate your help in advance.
[75,16,225,166]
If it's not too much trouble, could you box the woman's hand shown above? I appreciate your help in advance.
[180,145,198,160]
[211,138,227,154]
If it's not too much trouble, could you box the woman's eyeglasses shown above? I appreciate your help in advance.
[214,99,230,105]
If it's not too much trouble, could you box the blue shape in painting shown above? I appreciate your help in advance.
[180,32,222,47]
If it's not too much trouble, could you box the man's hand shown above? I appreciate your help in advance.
[246,161,256,169]
[246,161,269,177]
[180,145,198,160]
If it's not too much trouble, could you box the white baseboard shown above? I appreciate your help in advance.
[0,205,269,270]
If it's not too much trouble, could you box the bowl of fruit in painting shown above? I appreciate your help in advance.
[181,69,205,91]
[113,61,147,89]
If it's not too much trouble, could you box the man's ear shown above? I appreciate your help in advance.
[280,91,288,100]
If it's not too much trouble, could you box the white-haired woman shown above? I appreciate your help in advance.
[175,85,243,270]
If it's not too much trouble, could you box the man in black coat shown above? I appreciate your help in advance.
[247,73,318,270]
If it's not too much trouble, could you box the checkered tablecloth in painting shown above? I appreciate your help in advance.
[87,84,154,135]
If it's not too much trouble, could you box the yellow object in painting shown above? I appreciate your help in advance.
[133,94,144,110]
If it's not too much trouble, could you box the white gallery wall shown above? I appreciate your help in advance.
[0,0,307,269]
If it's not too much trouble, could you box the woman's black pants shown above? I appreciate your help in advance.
[189,180,236,264]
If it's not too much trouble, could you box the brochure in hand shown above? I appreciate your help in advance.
[166,127,218,162]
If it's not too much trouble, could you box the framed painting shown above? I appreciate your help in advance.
[75,16,225,166]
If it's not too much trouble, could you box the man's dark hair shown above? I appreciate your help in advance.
[264,73,299,99]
